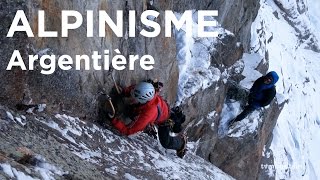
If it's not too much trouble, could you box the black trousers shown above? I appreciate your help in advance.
[158,125,184,151]
[233,105,256,123]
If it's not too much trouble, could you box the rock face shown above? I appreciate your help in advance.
[0,0,258,119]
[0,0,178,118]
[208,101,284,180]
[210,0,260,50]
[0,0,282,179]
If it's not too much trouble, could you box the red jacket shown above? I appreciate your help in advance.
[112,86,169,135]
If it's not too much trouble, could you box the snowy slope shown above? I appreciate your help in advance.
[251,0,320,179]
[0,106,234,180]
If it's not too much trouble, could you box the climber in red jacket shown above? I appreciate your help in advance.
[110,81,187,158]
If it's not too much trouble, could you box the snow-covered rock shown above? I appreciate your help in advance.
[0,105,233,179]
[251,0,320,179]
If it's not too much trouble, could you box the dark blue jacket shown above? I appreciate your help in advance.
[249,71,279,108]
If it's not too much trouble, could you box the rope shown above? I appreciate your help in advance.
[106,95,116,118]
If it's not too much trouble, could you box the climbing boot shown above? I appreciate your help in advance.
[176,134,187,158]
[227,118,236,128]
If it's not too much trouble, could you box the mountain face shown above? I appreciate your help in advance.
[251,0,320,179]
[0,0,258,120]
[1,0,319,179]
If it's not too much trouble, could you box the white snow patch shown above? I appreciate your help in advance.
[175,11,231,105]
[207,111,217,119]
[42,120,77,144]
[194,118,204,127]
[275,93,287,105]
[21,115,26,120]
[37,104,46,112]
[72,148,102,165]
[239,53,263,88]
[27,108,35,114]
[218,101,240,137]
[12,168,37,180]
[34,156,65,180]
[219,100,261,138]
[6,111,14,121]
[228,110,261,138]
[105,166,118,175]
[15,117,26,126]
[55,114,83,136]
[124,173,139,180]
[1,164,37,180]
[1,163,14,177]
[207,111,217,128]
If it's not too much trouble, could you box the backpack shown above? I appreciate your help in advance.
[146,79,186,133]
[170,107,186,133]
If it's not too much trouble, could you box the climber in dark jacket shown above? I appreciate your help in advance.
[228,71,279,127]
